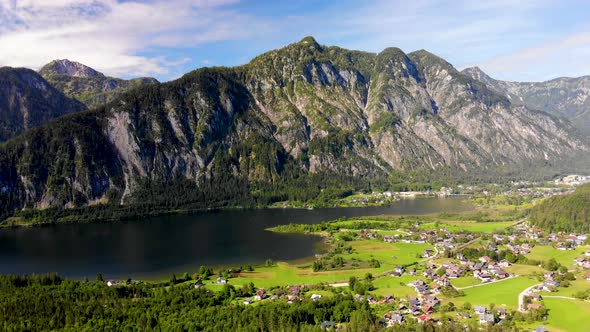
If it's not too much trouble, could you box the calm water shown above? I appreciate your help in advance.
[0,198,472,279]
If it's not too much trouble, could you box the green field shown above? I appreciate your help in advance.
[451,276,482,288]
[504,263,545,276]
[540,278,590,297]
[218,240,430,289]
[449,276,539,309]
[542,298,590,332]
[527,245,587,267]
[342,240,430,272]
[370,275,418,298]
[420,221,513,233]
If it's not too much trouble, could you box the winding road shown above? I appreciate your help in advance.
[518,283,542,312]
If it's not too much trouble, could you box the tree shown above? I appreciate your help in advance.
[96,273,104,282]
[265,259,275,267]
[349,276,357,293]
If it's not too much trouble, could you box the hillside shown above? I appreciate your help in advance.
[0,67,86,142]
[0,37,588,220]
[529,184,590,233]
[39,59,159,109]
[462,66,590,136]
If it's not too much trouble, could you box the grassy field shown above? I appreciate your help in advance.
[227,241,427,289]
[540,277,590,297]
[370,275,417,298]
[420,221,514,233]
[449,276,540,309]
[451,276,482,288]
[542,298,590,332]
[504,263,545,276]
[527,245,587,268]
[341,240,430,272]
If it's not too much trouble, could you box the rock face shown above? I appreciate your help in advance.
[0,67,86,142]
[39,59,104,78]
[39,59,158,109]
[462,66,590,136]
[0,37,587,213]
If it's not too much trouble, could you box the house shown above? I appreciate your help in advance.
[476,273,493,283]
[435,277,450,287]
[320,321,335,330]
[474,306,487,315]
[495,308,507,319]
[193,279,204,289]
[422,248,435,258]
[479,314,495,324]
[527,303,543,310]
[584,272,590,281]
[421,304,434,314]
[532,326,549,332]
[288,285,301,296]
[390,313,404,324]
[243,298,252,305]
[310,294,322,301]
[254,289,267,301]
[217,277,229,285]
[394,266,406,274]
[530,294,543,302]
[479,256,492,263]
[499,259,512,268]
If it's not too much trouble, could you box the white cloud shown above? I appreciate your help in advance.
[0,0,250,77]
[479,31,590,81]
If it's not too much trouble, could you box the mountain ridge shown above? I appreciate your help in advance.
[39,59,159,109]
[462,66,590,135]
[0,37,587,219]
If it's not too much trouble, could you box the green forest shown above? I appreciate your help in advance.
[529,183,590,232]
[0,274,517,332]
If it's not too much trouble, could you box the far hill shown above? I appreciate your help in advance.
[0,67,85,142]
[39,59,158,108]
[529,183,590,233]
[462,67,590,136]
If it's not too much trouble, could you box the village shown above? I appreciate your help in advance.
[114,213,590,332]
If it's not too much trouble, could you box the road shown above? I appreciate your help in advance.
[518,283,542,312]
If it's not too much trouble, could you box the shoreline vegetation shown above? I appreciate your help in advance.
[0,190,457,229]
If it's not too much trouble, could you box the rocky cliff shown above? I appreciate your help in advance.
[0,67,85,142]
[39,59,158,109]
[462,66,590,136]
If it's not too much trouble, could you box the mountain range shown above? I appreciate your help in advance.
[462,67,590,136]
[0,60,157,143]
[0,37,588,218]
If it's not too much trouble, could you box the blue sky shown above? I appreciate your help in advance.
[0,0,589,82]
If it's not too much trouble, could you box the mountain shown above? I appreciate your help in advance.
[39,59,159,109]
[0,67,86,143]
[0,37,587,217]
[462,66,590,136]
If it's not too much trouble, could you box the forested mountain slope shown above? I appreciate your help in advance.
[529,184,590,233]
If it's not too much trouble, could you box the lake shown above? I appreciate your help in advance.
[0,198,472,279]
